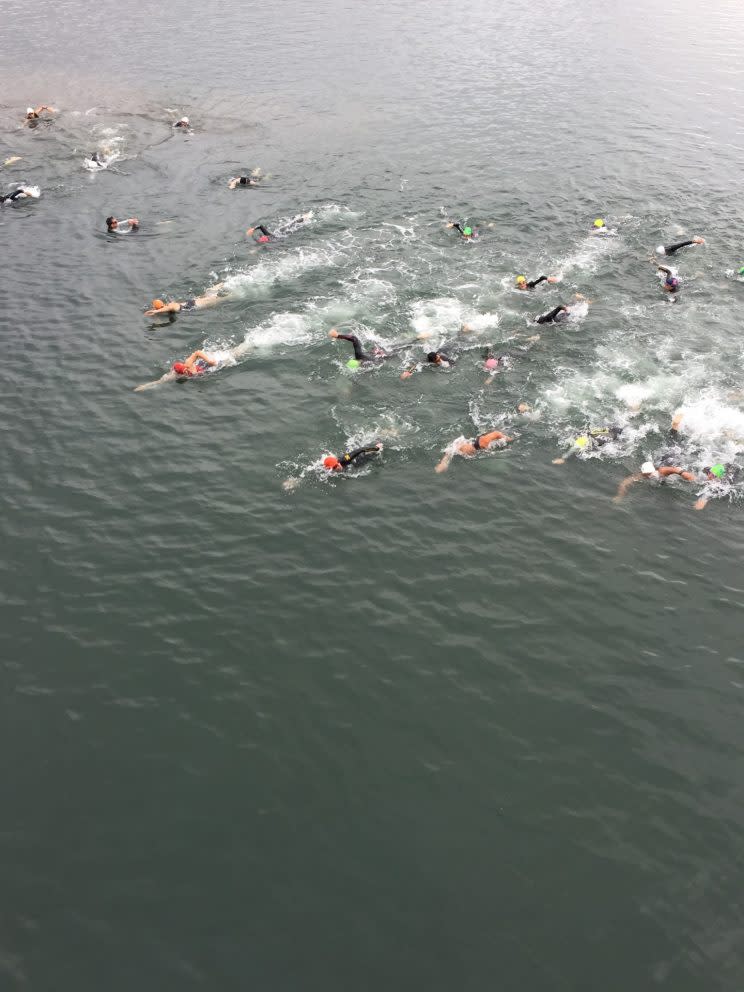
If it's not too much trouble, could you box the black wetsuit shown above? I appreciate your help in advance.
[657,265,680,291]
[0,188,29,204]
[525,275,548,289]
[238,176,260,186]
[253,224,272,240]
[661,239,698,255]
[451,222,476,237]
[429,350,456,367]
[335,333,415,363]
[536,305,568,324]
[337,446,381,470]
[587,426,623,447]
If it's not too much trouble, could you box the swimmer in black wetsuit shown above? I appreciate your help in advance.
[323,443,383,472]
[656,236,704,256]
[247,212,313,243]
[329,328,422,366]
[516,275,559,290]
[535,294,589,324]
[399,324,475,379]
[655,263,680,296]
[446,221,477,239]
[0,187,38,204]
[229,170,263,189]
[144,282,228,317]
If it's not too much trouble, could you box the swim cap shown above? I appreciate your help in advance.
[641,461,655,475]
[346,359,360,369]
[26,107,34,114]
[516,275,526,284]
[180,117,189,124]
[484,357,498,370]
[738,265,744,276]
[152,299,165,310]
[574,436,589,449]
[593,218,605,228]
[463,226,473,236]
[323,456,340,470]
[709,463,726,479]
[172,362,187,374]
[258,235,269,243]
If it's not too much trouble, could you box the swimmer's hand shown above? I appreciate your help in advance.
[552,457,566,465]
[328,328,339,338]
[693,236,705,245]
[400,369,414,380]
[693,497,708,511]
[229,178,238,189]
[460,323,473,333]
[547,276,559,284]
[445,222,454,229]
[246,227,255,235]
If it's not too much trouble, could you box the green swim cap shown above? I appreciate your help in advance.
[346,359,360,370]
[463,226,473,236]
[710,463,726,479]
[738,265,744,276]
[593,218,605,228]
[574,435,589,448]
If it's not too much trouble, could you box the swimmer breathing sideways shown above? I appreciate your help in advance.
[435,430,513,473]
[323,442,383,473]
[329,328,423,367]
[106,216,139,232]
[446,221,477,239]
[0,187,38,204]
[516,275,559,290]
[134,350,218,391]
[552,426,623,464]
[144,282,228,317]
[229,169,263,189]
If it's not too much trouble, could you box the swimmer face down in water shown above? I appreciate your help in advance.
[515,275,559,290]
[322,442,383,473]
[134,350,218,391]
[435,430,513,473]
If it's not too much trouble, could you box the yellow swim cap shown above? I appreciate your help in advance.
[593,218,605,228]
[575,436,589,448]
[516,275,527,284]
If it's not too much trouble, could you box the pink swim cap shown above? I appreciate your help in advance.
[485,358,498,370]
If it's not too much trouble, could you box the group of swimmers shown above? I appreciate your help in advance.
[8,102,741,508]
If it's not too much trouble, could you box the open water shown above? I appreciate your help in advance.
[2,0,744,988]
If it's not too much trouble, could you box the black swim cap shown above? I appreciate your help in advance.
[427,352,439,363]
[106,216,115,228]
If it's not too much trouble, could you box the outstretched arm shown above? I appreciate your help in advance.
[614,473,643,501]
[435,450,455,473]
[659,467,696,482]
[134,371,176,392]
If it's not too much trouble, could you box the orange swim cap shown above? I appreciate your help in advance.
[152,299,165,310]
[323,456,341,470]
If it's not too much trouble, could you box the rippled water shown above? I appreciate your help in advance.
[2,0,744,989]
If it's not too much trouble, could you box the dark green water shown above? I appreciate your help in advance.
[2,0,744,988]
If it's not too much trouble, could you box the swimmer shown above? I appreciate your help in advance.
[144,282,228,317]
[0,186,40,204]
[174,117,190,129]
[535,294,589,324]
[106,215,139,233]
[329,327,422,367]
[656,236,704,256]
[400,324,475,379]
[323,442,383,473]
[229,169,263,189]
[446,221,477,239]
[516,274,559,291]
[24,105,56,122]
[694,463,741,511]
[552,426,623,464]
[590,218,610,234]
[134,350,218,391]
[435,430,513,473]
[614,460,696,502]
[655,263,680,296]
[247,212,313,243]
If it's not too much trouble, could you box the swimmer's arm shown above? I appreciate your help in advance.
[134,371,176,392]
[659,467,696,482]
[346,444,382,464]
[194,294,222,309]
[527,276,548,288]
[126,218,139,229]
[144,301,181,316]
[657,264,673,277]
[400,365,418,380]
[191,350,218,367]
[446,222,463,234]
[693,495,710,511]
[613,473,643,501]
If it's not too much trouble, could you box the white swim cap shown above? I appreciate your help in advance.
[26,107,34,114]
[179,116,189,124]
[641,461,655,475]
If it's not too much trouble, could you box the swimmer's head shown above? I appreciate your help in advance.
[258,235,269,243]
[106,216,117,230]
[593,218,605,228]
[574,435,589,449]
[641,461,656,477]
[346,359,360,370]
[323,456,341,471]
[462,226,473,237]
[704,463,726,480]
[516,275,527,287]
[172,362,188,374]
[484,357,499,370]
[738,265,744,276]
[427,352,440,364]
[177,116,189,126]
[152,299,165,310]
